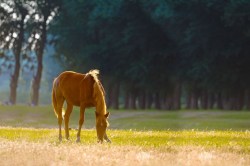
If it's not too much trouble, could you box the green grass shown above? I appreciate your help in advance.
[0,105,250,131]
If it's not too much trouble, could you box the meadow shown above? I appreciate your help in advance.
[0,105,250,165]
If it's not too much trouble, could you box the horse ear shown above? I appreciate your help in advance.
[105,112,110,118]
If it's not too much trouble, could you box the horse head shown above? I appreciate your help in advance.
[95,111,110,143]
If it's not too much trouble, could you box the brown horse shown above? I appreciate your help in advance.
[52,69,111,143]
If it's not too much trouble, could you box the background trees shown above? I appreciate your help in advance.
[0,0,60,105]
[53,0,250,110]
[1,0,250,110]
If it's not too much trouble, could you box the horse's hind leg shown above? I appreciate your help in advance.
[64,102,73,140]
[76,105,85,143]
[56,98,64,142]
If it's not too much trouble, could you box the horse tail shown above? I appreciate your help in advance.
[52,78,59,118]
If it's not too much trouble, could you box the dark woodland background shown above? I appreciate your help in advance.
[1,0,250,110]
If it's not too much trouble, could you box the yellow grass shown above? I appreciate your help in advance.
[0,127,250,166]
[0,139,250,166]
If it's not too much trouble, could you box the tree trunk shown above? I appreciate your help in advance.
[186,91,192,109]
[246,90,250,110]
[159,93,166,110]
[155,92,161,110]
[228,96,236,110]
[207,92,215,109]
[124,91,130,109]
[113,82,120,109]
[106,80,119,109]
[107,82,113,108]
[9,17,25,104]
[173,81,181,110]
[9,58,20,105]
[165,94,173,110]
[138,90,146,109]
[130,91,137,110]
[201,90,208,109]
[217,93,223,110]
[191,91,199,109]
[31,59,43,105]
[146,92,153,109]
[31,23,46,105]
[222,94,230,110]
[235,91,244,110]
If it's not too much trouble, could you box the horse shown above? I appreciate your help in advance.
[52,69,111,143]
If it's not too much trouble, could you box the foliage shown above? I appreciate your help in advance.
[51,0,250,110]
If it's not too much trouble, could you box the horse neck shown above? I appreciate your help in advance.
[94,83,107,115]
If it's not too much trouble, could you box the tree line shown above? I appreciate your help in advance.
[1,0,250,110]
[53,0,250,110]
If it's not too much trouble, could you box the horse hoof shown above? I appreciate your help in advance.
[104,138,111,143]
[97,140,103,144]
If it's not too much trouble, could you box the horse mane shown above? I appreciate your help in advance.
[86,69,106,95]
[86,69,107,114]
[87,69,100,83]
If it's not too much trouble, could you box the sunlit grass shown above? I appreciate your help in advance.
[1,105,250,165]
[0,127,250,153]
[0,105,250,152]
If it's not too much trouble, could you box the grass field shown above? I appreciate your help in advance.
[1,105,250,130]
[0,105,250,165]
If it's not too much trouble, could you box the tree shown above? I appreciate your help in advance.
[28,0,60,105]
[0,0,28,104]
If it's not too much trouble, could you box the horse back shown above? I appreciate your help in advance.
[55,71,95,107]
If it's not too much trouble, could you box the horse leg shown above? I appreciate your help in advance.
[104,132,111,143]
[76,106,85,143]
[57,99,64,142]
[64,103,73,140]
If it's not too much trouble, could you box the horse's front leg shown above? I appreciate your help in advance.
[76,106,85,143]
[64,103,73,140]
[104,132,111,143]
